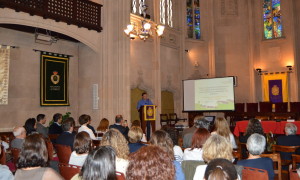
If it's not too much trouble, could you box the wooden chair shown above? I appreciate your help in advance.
[55,144,72,164]
[292,154,300,170]
[45,140,54,161]
[11,148,20,165]
[116,171,126,180]
[272,145,300,174]
[242,166,268,180]
[232,149,242,162]
[58,163,81,180]
[246,103,258,113]
[169,113,187,123]
[160,114,169,126]
[0,145,6,165]
[274,102,288,113]
[261,153,282,180]
[48,134,59,142]
[289,169,300,180]
[259,102,273,113]
[235,103,245,112]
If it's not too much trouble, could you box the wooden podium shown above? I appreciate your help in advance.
[139,105,156,139]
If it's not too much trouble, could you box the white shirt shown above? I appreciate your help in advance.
[116,157,129,176]
[211,131,237,149]
[78,125,96,140]
[173,145,184,162]
[183,148,204,161]
[69,151,88,166]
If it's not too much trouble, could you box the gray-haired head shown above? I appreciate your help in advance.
[193,115,210,130]
[285,123,297,135]
[247,133,266,155]
[13,127,26,137]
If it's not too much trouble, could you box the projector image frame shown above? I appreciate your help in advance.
[182,77,236,112]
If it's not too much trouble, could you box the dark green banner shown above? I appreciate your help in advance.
[40,52,69,106]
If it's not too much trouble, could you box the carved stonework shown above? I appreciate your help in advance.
[0,48,10,105]
[221,0,238,16]
[131,70,154,98]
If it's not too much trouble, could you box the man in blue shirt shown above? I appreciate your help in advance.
[136,92,153,110]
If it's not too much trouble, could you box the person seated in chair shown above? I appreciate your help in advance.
[49,113,63,135]
[36,114,48,138]
[11,127,26,149]
[109,115,129,139]
[56,117,76,150]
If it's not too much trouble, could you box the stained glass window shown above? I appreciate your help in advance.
[132,0,137,13]
[263,0,282,39]
[187,0,200,39]
[160,0,173,28]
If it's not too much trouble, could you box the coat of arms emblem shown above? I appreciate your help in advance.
[50,71,60,85]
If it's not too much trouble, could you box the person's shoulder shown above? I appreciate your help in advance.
[43,167,63,180]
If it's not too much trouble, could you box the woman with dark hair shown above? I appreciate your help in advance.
[15,134,63,180]
[24,118,37,136]
[183,128,210,161]
[150,130,185,180]
[239,118,264,143]
[127,145,175,180]
[78,114,96,140]
[71,146,116,180]
[69,131,92,166]
[204,158,238,180]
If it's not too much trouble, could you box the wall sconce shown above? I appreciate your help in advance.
[185,49,189,53]
[286,65,293,73]
[256,68,262,75]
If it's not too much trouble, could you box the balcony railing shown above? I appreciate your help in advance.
[0,0,102,32]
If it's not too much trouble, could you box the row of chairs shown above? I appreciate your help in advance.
[235,102,300,113]
[160,113,187,126]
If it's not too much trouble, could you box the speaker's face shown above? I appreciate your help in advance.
[142,94,148,100]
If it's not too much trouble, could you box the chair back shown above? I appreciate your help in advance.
[261,153,282,180]
[168,113,178,126]
[58,163,81,180]
[232,149,241,161]
[160,114,169,126]
[45,140,54,161]
[235,103,245,112]
[272,145,300,166]
[292,154,300,170]
[242,166,268,180]
[181,160,206,180]
[11,148,20,164]
[48,134,59,141]
[0,145,6,165]
[55,144,72,164]
[116,171,126,180]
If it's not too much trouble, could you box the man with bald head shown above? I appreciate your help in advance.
[109,115,129,138]
[11,127,26,149]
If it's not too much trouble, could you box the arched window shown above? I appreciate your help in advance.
[263,0,282,39]
[187,0,200,39]
[131,0,146,15]
[160,0,173,27]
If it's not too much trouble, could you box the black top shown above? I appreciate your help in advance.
[56,131,76,150]
[277,135,300,160]
[109,124,129,138]
[48,123,63,134]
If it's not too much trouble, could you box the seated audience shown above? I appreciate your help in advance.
[101,129,129,175]
[0,144,14,180]
[56,117,76,150]
[11,127,26,149]
[69,131,92,167]
[161,125,183,162]
[48,113,63,134]
[87,117,96,134]
[193,134,235,180]
[239,118,264,143]
[183,128,210,161]
[24,118,37,136]
[127,145,175,180]
[71,146,116,180]
[204,158,238,180]
[237,133,274,180]
[211,117,237,149]
[36,114,48,138]
[15,134,63,180]
[276,123,300,160]
[182,115,210,148]
[128,126,145,153]
[150,130,185,180]
[131,120,147,142]
[78,114,96,140]
[96,118,109,133]
[109,115,129,138]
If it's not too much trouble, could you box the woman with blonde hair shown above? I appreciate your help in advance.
[128,126,145,153]
[96,118,109,133]
[212,117,237,149]
[101,128,129,175]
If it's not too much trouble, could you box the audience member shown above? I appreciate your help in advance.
[161,125,183,162]
[15,134,63,180]
[237,133,274,180]
[56,117,76,150]
[101,128,129,175]
[71,146,116,180]
[24,118,37,136]
[109,115,129,138]
[204,158,238,180]
[78,114,96,140]
[212,117,237,149]
[277,123,300,160]
[127,145,175,180]
[87,117,96,134]
[193,134,234,179]
[128,126,145,153]
[182,115,210,148]
[11,127,26,149]
[96,118,109,133]
[0,144,14,180]
[150,130,185,180]
[36,114,48,138]
[131,119,147,142]
[48,113,63,134]
[69,131,92,166]
[183,128,210,161]
[239,118,264,143]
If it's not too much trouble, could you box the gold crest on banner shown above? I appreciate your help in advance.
[271,85,279,96]
[50,71,60,85]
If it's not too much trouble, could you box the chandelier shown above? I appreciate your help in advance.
[124,5,165,41]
